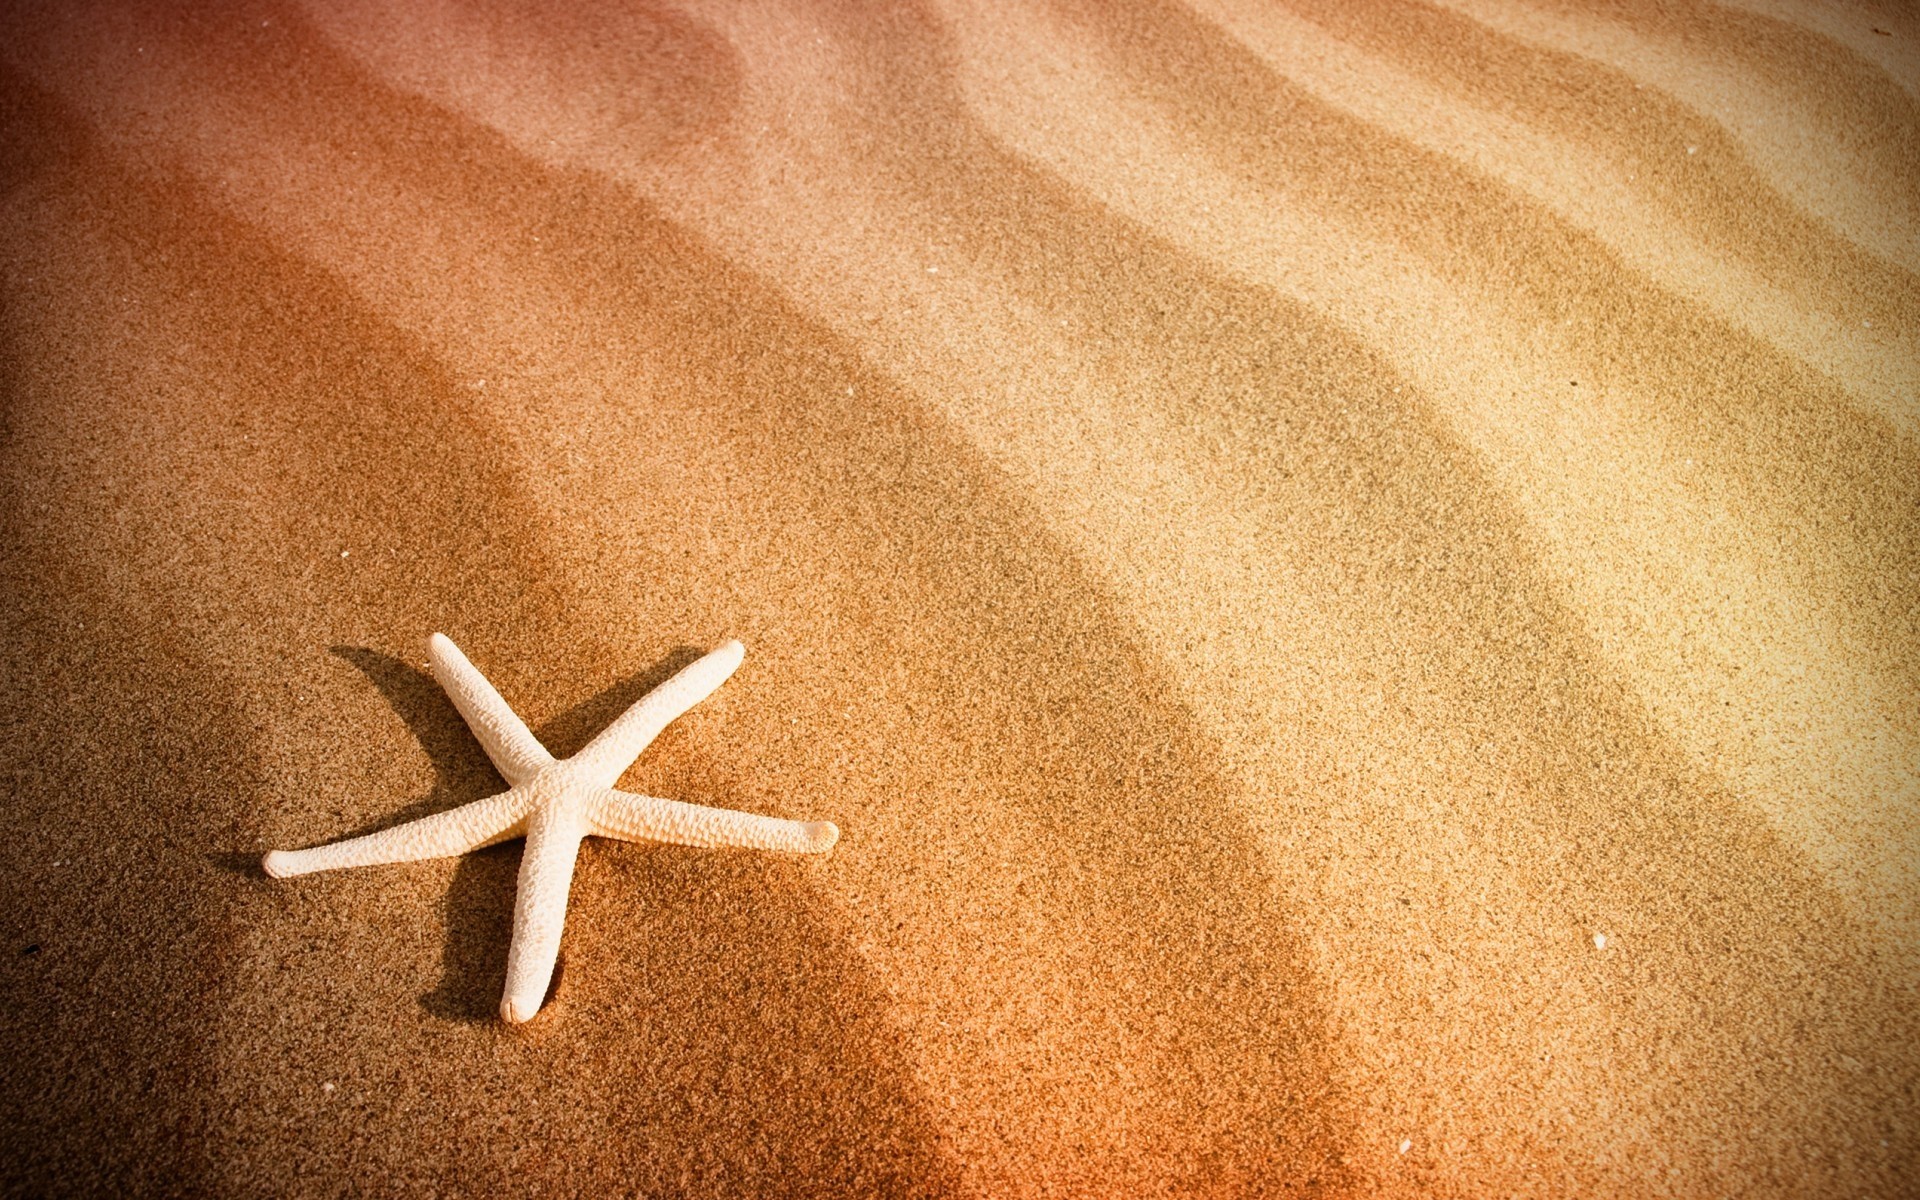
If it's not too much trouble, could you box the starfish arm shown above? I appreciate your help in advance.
[568,640,745,789]
[586,787,840,854]
[500,803,586,1023]
[428,633,555,787]
[262,789,532,878]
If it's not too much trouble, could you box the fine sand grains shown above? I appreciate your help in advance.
[2,1,1915,1196]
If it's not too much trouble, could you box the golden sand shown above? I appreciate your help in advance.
[1,1,1914,1194]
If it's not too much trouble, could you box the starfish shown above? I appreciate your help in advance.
[263,634,839,1023]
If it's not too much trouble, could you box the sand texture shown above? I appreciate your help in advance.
[1,0,1915,1195]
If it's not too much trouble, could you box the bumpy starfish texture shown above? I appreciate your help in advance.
[264,634,839,1023]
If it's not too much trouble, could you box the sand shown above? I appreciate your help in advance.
[1,0,1915,1195]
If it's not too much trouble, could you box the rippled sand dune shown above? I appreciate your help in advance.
[2,1,1914,1195]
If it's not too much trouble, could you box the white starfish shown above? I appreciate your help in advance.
[264,634,839,1023]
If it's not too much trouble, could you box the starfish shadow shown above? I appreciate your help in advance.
[525,644,708,758]
[204,850,272,878]
[329,643,709,1023]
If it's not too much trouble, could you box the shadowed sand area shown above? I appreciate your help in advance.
[1,0,1915,1195]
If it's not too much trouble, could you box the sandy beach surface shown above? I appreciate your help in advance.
[2,0,1915,1194]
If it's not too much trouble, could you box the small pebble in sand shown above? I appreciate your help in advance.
[322,1082,334,1093]
[1593,933,1607,950]
[340,550,350,558]
[1399,1139,1412,1155]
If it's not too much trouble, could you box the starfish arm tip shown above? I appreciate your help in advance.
[261,850,300,878]
[805,820,840,852]
[501,995,540,1024]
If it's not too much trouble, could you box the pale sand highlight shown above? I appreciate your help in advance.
[1431,0,1920,271]
[1,1,1915,1196]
